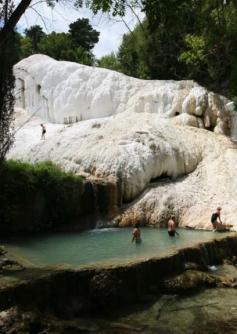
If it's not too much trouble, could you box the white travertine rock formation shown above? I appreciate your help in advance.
[10,55,237,230]
[14,55,235,137]
[10,107,237,230]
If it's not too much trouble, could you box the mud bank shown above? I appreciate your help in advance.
[0,234,236,315]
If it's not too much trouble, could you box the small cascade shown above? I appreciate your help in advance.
[226,101,237,141]
[231,113,237,141]
[91,182,104,228]
[200,244,209,266]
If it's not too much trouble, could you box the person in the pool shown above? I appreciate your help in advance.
[168,215,179,237]
[132,223,142,243]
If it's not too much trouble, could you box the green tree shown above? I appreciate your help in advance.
[98,52,121,72]
[24,24,45,53]
[38,31,95,65]
[76,0,142,16]
[20,36,33,58]
[118,21,152,79]
[30,18,100,65]
[0,1,22,162]
[38,32,72,60]
[69,18,99,50]
[71,46,95,66]
[113,0,237,97]
[177,1,237,95]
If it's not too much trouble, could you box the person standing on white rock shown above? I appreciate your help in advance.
[211,207,233,231]
[40,124,46,140]
[211,207,222,230]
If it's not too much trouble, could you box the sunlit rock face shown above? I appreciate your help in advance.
[14,54,236,136]
[11,55,237,230]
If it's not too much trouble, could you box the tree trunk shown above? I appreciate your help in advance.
[0,0,32,47]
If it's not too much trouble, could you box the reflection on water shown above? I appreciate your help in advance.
[0,228,228,267]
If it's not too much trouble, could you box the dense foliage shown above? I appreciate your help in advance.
[99,0,237,99]
[20,19,99,65]
[76,0,142,16]
[0,160,87,231]
[143,0,237,97]
[98,52,121,72]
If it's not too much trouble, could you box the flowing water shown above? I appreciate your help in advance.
[91,182,104,228]
[1,228,229,268]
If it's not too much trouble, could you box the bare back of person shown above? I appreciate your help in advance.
[168,216,178,237]
[132,223,142,243]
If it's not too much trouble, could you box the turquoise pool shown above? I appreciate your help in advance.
[1,228,228,267]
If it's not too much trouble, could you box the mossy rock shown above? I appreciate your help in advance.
[89,271,121,310]
[162,270,218,294]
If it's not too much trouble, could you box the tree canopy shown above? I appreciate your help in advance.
[24,25,45,52]
[99,0,237,98]
[69,18,99,50]
[20,19,99,65]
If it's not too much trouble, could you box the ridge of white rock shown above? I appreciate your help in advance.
[10,107,237,230]
[11,111,203,201]
[14,55,236,137]
[10,55,237,230]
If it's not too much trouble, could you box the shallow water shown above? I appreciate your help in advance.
[1,228,228,267]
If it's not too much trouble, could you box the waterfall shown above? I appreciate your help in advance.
[231,113,237,141]
[200,244,209,266]
[91,182,103,228]
[226,102,237,141]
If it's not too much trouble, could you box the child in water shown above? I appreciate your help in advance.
[131,223,142,243]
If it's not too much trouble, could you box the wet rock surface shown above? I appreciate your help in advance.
[0,246,25,274]
[161,270,218,293]
[2,266,237,334]
[89,272,121,310]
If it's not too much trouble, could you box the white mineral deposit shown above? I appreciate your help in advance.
[10,54,237,230]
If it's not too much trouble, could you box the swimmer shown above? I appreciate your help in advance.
[168,215,179,237]
[132,223,142,243]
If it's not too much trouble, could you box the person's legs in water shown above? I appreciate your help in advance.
[135,238,142,244]
[168,230,175,237]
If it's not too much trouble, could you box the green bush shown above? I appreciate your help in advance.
[0,160,86,232]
